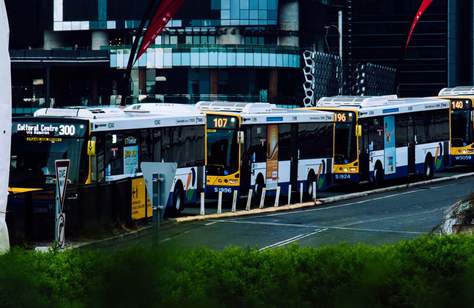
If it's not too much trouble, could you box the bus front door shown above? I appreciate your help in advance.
[408,116,416,174]
[290,124,298,191]
[359,122,370,181]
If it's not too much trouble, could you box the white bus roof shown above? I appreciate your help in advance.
[31,104,204,132]
[199,102,334,124]
[240,109,334,125]
[438,86,474,96]
[196,101,278,113]
[317,96,449,118]
[318,95,398,107]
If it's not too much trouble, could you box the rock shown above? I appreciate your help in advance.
[434,198,474,235]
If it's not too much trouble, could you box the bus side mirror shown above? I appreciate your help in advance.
[87,140,96,156]
[237,131,245,145]
[355,125,362,137]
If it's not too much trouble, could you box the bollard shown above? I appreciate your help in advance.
[200,192,205,216]
[259,188,266,209]
[232,190,238,212]
[300,183,304,204]
[287,184,292,206]
[274,186,281,207]
[246,189,253,211]
[217,191,223,214]
[312,181,317,201]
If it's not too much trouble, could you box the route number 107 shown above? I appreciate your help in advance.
[213,118,228,128]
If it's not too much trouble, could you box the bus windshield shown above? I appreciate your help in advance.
[451,109,472,147]
[207,129,239,176]
[334,122,357,164]
[10,135,86,187]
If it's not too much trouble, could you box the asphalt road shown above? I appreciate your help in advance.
[97,172,474,251]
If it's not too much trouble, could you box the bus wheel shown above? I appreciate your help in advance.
[254,175,265,205]
[168,183,184,217]
[424,156,434,179]
[306,170,317,200]
[374,163,384,187]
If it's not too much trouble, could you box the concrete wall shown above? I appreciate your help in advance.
[278,0,299,47]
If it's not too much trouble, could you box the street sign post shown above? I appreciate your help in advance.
[55,159,70,249]
[141,162,177,246]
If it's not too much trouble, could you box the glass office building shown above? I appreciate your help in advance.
[8,0,340,111]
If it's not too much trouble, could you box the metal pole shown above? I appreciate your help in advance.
[232,190,238,212]
[200,192,205,216]
[338,10,343,60]
[287,184,292,206]
[259,188,266,209]
[300,183,304,204]
[246,189,253,211]
[312,181,317,202]
[338,10,344,94]
[55,187,59,243]
[152,173,161,248]
[274,186,281,207]
[217,191,223,214]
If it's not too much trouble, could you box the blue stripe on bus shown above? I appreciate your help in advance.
[383,108,399,114]
[266,116,284,122]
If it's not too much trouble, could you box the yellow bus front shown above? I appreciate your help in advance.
[205,113,241,195]
[445,97,474,164]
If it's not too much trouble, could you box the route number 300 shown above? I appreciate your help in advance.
[59,125,76,136]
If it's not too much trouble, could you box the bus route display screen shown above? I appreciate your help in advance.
[334,112,354,123]
[451,99,472,110]
[207,115,239,130]
[13,120,88,138]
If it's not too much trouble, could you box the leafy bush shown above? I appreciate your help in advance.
[1,236,474,307]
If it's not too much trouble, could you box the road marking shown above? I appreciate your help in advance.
[261,189,420,218]
[259,229,328,251]
[205,222,218,226]
[339,207,446,228]
[217,219,425,235]
[328,226,424,235]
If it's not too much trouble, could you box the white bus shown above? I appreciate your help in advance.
[309,96,450,185]
[200,102,335,200]
[10,103,205,218]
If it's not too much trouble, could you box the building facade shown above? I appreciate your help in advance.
[332,0,448,97]
[7,0,339,113]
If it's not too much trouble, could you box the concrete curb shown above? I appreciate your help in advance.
[175,172,474,223]
[70,226,152,250]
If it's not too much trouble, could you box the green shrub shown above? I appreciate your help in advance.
[1,236,474,307]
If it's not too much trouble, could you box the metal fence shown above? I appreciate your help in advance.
[6,178,144,244]
[302,50,342,107]
[352,63,397,96]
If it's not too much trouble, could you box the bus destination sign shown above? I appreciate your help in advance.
[451,99,471,110]
[334,112,354,123]
[13,121,87,138]
[207,115,239,129]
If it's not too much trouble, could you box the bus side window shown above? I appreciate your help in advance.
[278,124,291,161]
[140,129,152,163]
[368,117,384,151]
[395,115,408,147]
[153,128,162,162]
[248,125,267,163]
[105,133,124,177]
